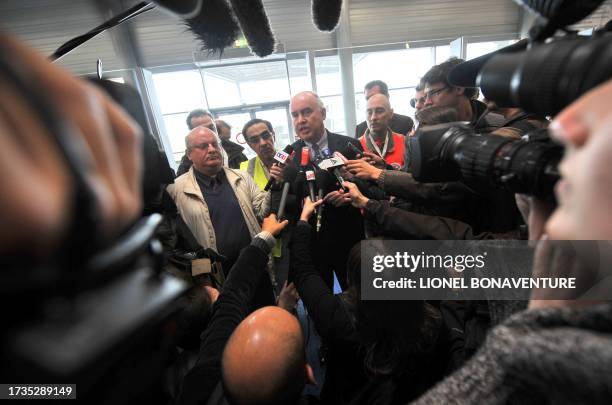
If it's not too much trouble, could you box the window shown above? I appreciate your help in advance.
[315,54,345,134]
[466,40,517,60]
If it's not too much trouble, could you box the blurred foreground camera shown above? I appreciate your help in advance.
[408,123,562,199]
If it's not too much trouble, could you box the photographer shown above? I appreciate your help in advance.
[412,78,612,404]
[177,214,321,405]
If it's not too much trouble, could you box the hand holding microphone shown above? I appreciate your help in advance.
[264,144,294,191]
[299,197,324,222]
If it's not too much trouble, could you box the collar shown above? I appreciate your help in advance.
[194,167,226,187]
[304,129,329,158]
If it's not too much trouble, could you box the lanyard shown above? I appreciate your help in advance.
[366,129,390,157]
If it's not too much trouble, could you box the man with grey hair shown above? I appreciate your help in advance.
[167,125,274,291]
[289,91,364,290]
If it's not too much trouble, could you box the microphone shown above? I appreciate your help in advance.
[300,146,311,168]
[305,170,316,202]
[227,0,276,57]
[315,170,333,232]
[277,165,298,221]
[264,144,294,191]
[185,0,240,53]
[312,0,343,32]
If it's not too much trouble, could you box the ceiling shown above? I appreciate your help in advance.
[0,0,610,75]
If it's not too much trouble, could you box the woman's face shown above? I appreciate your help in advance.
[546,80,612,240]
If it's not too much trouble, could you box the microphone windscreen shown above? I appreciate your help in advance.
[282,144,294,155]
[185,0,240,54]
[227,0,276,57]
[312,0,343,32]
[283,164,299,184]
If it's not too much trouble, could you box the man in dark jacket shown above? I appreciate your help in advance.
[289,91,365,290]
[176,109,247,176]
[355,80,414,137]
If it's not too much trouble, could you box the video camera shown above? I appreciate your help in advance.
[409,0,612,200]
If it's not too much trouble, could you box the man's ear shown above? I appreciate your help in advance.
[305,363,317,386]
[321,107,327,121]
[186,148,194,162]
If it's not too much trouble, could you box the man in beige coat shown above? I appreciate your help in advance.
[167,126,273,288]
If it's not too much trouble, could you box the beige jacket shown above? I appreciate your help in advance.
[167,166,270,253]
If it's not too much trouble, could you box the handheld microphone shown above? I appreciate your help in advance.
[264,144,294,191]
[305,170,316,202]
[277,165,298,221]
[315,170,332,232]
[300,147,311,168]
[345,141,362,159]
[312,0,343,32]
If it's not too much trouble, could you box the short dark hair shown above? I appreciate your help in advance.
[364,80,389,97]
[421,57,478,99]
[242,118,273,139]
[186,108,214,129]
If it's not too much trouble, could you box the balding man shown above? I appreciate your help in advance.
[359,93,405,170]
[167,126,274,287]
[178,215,316,405]
[290,91,364,290]
[355,80,414,137]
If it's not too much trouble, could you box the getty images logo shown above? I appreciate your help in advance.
[372,252,487,273]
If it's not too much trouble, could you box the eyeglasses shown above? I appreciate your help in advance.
[246,130,273,144]
[411,87,449,108]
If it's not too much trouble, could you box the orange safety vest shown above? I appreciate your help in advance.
[359,131,405,170]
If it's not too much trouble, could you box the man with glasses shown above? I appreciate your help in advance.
[410,83,426,114]
[420,58,504,132]
[355,80,414,138]
[167,125,275,295]
[240,118,283,190]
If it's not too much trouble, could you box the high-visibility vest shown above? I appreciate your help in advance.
[359,131,405,170]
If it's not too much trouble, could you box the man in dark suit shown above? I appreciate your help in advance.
[289,91,365,290]
[355,80,414,137]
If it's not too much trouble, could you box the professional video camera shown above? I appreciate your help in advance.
[409,0,612,199]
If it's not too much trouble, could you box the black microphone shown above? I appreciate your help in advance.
[312,0,343,32]
[305,170,316,202]
[227,0,276,57]
[277,165,298,221]
[315,170,333,232]
[264,144,294,191]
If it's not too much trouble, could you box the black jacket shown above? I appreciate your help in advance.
[290,131,365,289]
[177,242,270,405]
[355,113,414,137]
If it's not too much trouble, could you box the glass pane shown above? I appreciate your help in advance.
[315,55,342,97]
[214,112,255,159]
[321,95,345,135]
[287,55,312,96]
[353,47,432,91]
[389,88,415,119]
[435,45,451,65]
[203,61,290,108]
[161,112,190,165]
[466,40,517,60]
[255,108,293,151]
[152,70,206,114]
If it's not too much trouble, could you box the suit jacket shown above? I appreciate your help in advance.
[355,113,414,137]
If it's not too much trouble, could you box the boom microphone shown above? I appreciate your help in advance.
[306,170,317,202]
[151,0,202,18]
[312,0,343,32]
[227,0,276,57]
[185,0,240,53]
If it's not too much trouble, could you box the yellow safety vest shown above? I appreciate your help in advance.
[240,157,282,258]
